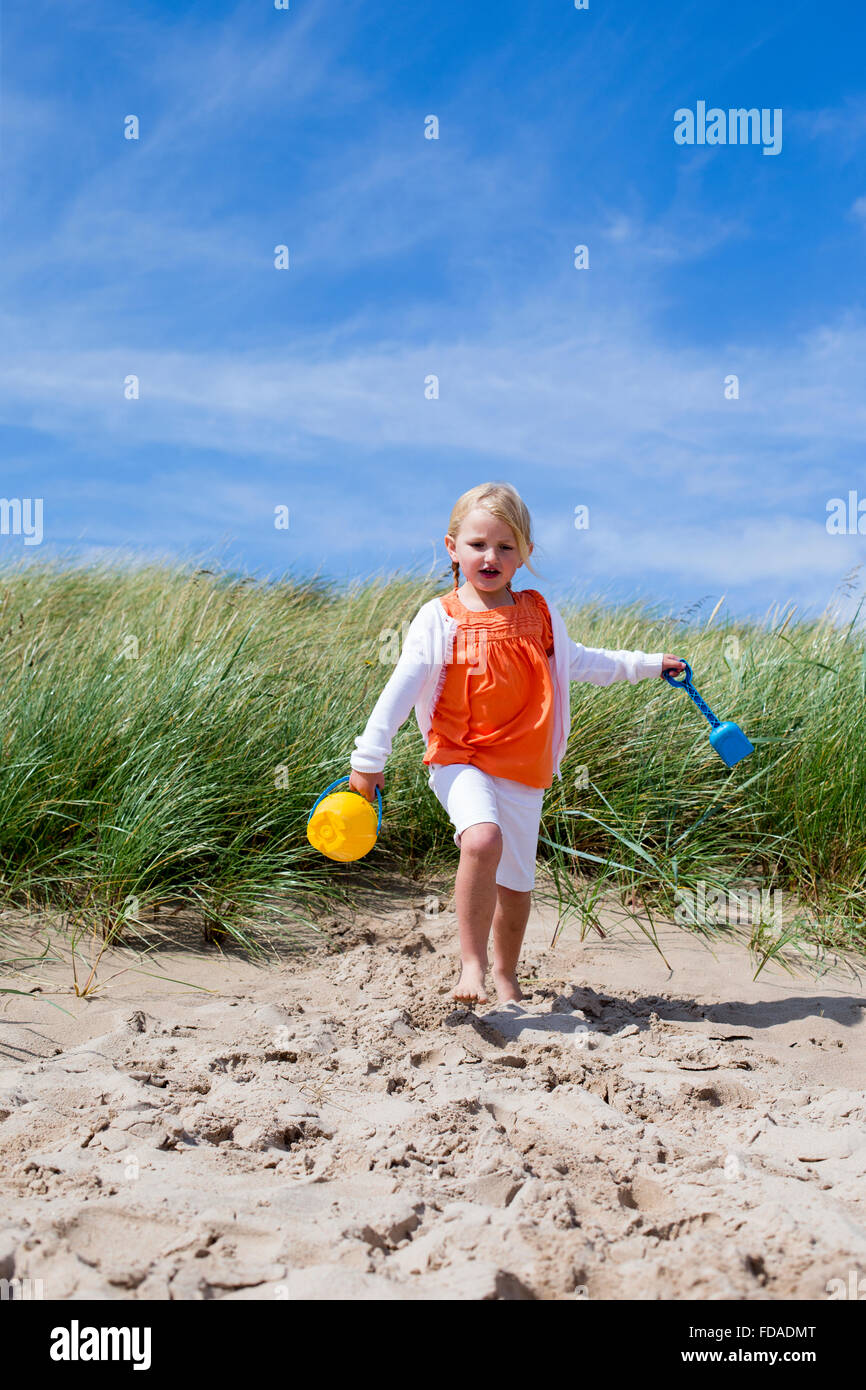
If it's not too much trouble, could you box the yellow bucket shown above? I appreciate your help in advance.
[306,777,383,863]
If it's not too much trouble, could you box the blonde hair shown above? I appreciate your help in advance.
[446,482,540,592]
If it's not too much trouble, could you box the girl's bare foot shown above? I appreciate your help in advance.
[493,968,524,1003]
[450,962,488,1005]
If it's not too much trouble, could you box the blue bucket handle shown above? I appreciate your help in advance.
[662,659,722,731]
[307,776,383,836]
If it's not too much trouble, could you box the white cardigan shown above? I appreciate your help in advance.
[349,591,664,785]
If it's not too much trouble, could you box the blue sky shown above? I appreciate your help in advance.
[2,0,865,624]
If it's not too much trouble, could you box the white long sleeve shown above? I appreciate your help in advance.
[568,638,664,685]
[349,611,435,773]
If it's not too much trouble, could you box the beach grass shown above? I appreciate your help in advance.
[0,555,862,963]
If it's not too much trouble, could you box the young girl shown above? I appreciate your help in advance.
[348,482,685,1007]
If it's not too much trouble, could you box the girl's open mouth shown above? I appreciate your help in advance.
[479,568,499,576]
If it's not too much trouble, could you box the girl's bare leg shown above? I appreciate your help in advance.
[450,822,502,1004]
[491,885,532,1002]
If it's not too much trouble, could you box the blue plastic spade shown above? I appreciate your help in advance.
[663,660,754,768]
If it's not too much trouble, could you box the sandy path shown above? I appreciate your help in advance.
[1,875,864,1301]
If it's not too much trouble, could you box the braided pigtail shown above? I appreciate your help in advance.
[451,559,460,591]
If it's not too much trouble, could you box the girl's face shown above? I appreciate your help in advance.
[445,507,530,591]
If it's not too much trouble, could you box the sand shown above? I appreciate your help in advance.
[1,873,864,1301]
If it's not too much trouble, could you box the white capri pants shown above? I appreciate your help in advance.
[427,762,545,892]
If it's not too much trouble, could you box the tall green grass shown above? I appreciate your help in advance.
[0,556,862,958]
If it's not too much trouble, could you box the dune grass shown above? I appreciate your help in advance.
[0,555,862,969]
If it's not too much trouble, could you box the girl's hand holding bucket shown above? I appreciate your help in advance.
[348,769,385,803]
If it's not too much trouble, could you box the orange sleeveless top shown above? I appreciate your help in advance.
[423,588,556,789]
